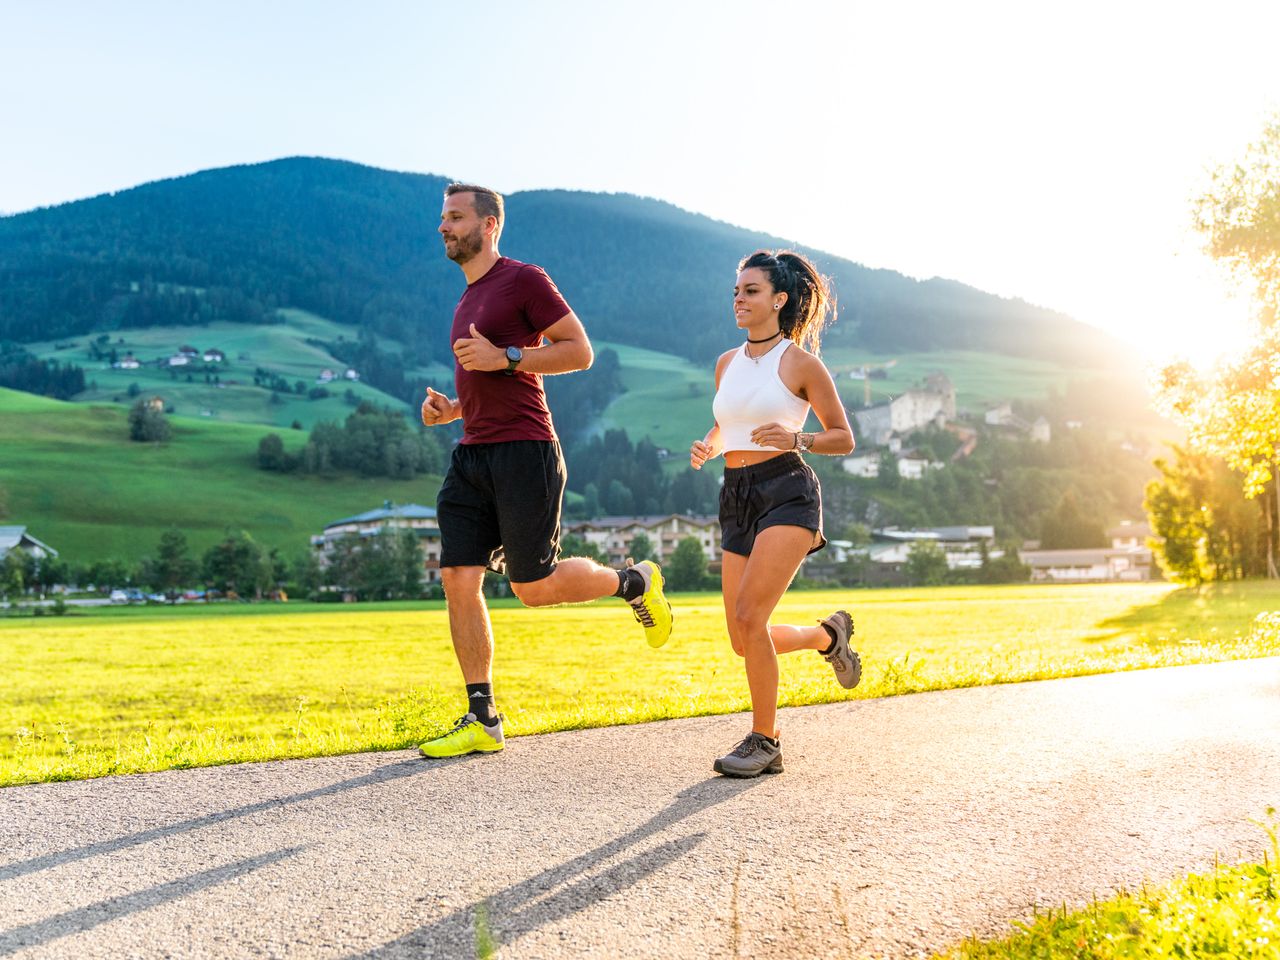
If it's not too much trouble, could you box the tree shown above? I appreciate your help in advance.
[257,433,286,471]
[1155,112,1280,577]
[1193,112,1280,326]
[326,528,423,600]
[626,533,656,564]
[1039,491,1107,549]
[1143,446,1265,584]
[146,529,198,596]
[1155,332,1280,577]
[127,398,171,442]
[903,540,948,586]
[203,530,269,598]
[666,536,709,591]
[0,552,25,601]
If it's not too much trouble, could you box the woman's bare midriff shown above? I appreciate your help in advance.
[723,449,791,468]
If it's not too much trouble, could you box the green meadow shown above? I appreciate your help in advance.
[4,581,1279,787]
[27,309,434,430]
[0,387,439,563]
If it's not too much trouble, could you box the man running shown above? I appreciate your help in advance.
[417,182,672,758]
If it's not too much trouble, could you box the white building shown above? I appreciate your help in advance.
[1018,547,1156,582]
[853,373,956,446]
[840,452,881,478]
[563,514,720,567]
[311,502,443,583]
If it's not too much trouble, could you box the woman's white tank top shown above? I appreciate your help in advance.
[712,339,811,453]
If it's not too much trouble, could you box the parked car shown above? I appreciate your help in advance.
[109,589,128,604]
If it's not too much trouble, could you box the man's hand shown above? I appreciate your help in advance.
[452,323,507,372]
[421,386,457,426]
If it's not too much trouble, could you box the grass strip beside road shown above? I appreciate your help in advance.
[3,582,1280,786]
[936,813,1280,960]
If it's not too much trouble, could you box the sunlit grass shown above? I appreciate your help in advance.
[937,811,1280,959]
[3,582,1279,786]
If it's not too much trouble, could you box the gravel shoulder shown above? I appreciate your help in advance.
[2,657,1278,959]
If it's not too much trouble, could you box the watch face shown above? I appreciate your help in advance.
[506,346,522,363]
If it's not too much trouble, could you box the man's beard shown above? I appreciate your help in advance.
[445,226,484,264]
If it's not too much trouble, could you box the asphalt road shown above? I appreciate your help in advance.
[2,657,1278,959]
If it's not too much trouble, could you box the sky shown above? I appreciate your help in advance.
[2,1,1278,362]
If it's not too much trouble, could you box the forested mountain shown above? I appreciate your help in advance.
[0,157,1120,366]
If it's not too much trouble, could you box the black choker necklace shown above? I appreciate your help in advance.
[747,331,782,344]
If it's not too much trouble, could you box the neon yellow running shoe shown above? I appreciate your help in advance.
[627,560,673,648]
[418,713,505,758]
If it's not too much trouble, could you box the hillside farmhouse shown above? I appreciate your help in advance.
[0,526,59,561]
[853,373,956,446]
[312,502,442,583]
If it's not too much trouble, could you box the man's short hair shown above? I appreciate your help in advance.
[444,183,504,234]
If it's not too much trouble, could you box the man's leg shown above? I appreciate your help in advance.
[441,565,494,683]
[420,564,506,758]
[507,557,621,606]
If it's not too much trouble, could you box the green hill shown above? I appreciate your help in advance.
[0,388,441,564]
[0,156,1126,368]
[23,309,441,430]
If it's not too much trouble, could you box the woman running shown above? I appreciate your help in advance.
[691,249,860,777]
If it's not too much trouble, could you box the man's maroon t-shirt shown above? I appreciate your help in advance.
[451,257,571,444]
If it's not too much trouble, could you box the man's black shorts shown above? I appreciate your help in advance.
[720,452,826,556]
[437,439,565,583]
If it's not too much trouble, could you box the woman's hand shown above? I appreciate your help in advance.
[690,439,716,470]
[750,422,798,451]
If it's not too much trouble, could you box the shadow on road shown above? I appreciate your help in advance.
[350,776,767,959]
[0,847,303,956]
[0,757,425,884]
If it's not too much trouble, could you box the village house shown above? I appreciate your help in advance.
[202,348,226,363]
[838,449,943,481]
[562,514,721,568]
[115,353,141,370]
[0,526,59,562]
[177,345,199,358]
[831,526,998,586]
[311,502,443,583]
[1017,521,1157,582]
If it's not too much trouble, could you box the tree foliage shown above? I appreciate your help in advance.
[1143,446,1266,584]
[1039,491,1107,549]
[1153,113,1280,577]
[323,529,423,601]
[202,530,272,597]
[1193,112,1280,326]
[666,536,710,591]
[903,540,948,586]
[127,398,171,442]
[140,529,198,595]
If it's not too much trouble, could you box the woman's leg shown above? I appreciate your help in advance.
[722,525,822,737]
[722,550,831,662]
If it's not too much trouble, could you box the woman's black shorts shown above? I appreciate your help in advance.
[720,452,826,557]
[437,439,565,583]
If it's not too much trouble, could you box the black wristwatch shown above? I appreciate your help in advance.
[504,346,522,375]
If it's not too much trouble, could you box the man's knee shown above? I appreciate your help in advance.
[509,577,556,607]
[441,566,486,600]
